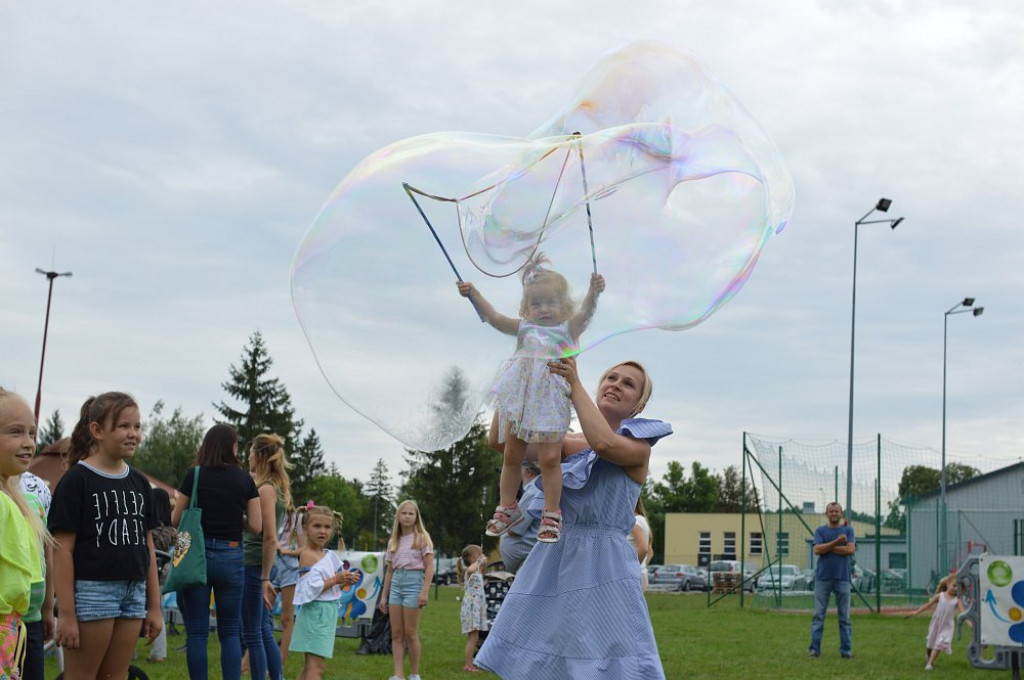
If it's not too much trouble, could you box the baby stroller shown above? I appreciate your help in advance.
[477,569,514,646]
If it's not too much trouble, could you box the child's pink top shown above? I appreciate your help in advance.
[386,532,432,570]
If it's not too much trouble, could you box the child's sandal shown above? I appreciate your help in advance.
[485,502,523,537]
[537,510,562,543]
[463,665,480,672]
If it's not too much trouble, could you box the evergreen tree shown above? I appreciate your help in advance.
[36,409,65,454]
[290,428,326,506]
[365,458,396,550]
[214,331,302,455]
[133,401,205,486]
[399,367,501,556]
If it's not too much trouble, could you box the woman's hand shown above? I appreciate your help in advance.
[262,580,277,610]
[548,356,582,390]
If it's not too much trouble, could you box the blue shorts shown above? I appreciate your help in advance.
[272,553,300,589]
[388,569,425,608]
[74,579,147,621]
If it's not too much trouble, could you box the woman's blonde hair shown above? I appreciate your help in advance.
[598,360,653,417]
[0,388,52,546]
[456,544,483,584]
[250,433,294,512]
[387,499,433,552]
[518,252,576,319]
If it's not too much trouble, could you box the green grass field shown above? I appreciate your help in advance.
[46,588,976,679]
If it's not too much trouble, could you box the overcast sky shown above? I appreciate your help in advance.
[3,1,1022,502]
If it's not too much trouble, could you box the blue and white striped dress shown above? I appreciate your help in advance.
[475,418,672,679]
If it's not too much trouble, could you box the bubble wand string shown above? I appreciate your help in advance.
[573,132,598,275]
[403,182,485,322]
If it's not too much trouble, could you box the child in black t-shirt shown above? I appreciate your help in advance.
[48,392,162,679]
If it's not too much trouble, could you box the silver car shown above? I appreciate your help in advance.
[651,564,707,591]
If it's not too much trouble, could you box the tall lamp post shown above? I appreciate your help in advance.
[940,297,983,572]
[846,199,903,518]
[34,268,73,423]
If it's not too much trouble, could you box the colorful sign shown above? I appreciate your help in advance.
[335,550,385,623]
[979,554,1024,646]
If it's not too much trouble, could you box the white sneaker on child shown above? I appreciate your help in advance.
[925,664,933,671]
[410,676,422,680]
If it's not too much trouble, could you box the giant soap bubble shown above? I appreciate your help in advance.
[291,40,794,451]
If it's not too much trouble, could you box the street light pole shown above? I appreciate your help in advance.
[846,199,903,518]
[940,297,984,572]
[34,268,73,423]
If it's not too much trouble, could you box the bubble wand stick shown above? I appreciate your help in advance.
[573,132,598,275]
[403,182,486,322]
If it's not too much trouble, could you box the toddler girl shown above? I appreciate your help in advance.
[458,253,604,543]
[906,574,966,671]
[289,503,356,680]
[457,544,487,673]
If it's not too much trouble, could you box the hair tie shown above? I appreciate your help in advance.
[306,500,315,509]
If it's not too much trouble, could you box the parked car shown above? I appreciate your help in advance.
[433,557,459,586]
[708,560,758,592]
[646,563,662,580]
[792,568,815,591]
[651,564,707,591]
[759,564,802,591]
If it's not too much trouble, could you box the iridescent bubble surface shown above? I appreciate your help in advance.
[292,40,794,451]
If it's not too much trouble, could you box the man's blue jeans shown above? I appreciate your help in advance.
[809,579,851,656]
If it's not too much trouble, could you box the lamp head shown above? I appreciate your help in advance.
[890,217,904,230]
[876,198,892,212]
[962,298,975,307]
[973,307,984,317]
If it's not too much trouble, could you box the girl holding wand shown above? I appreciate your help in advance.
[48,392,163,680]
[457,545,487,673]
[288,503,357,680]
[905,574,967,671]
[379,499,434,680]
[0,388,47,680]
[458,253,604,543]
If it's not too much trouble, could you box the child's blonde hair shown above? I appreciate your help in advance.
[296,503,344,547]
[0,388,52,546]
[250,433,294,512]
[456,544,483,584]
[387,499,433,552]
[936,574,957,595]
[518,253,576,319]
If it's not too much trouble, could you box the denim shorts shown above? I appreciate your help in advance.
[388,569,425,608]
[74,579,147,621]
[272,553,299,589]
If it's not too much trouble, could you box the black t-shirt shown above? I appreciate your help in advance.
[178,466,258,542]
[48,461,157,581]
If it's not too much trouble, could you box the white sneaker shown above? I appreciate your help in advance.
[410,676,422,680]
[925,664,933,671]
[388,676,405,680]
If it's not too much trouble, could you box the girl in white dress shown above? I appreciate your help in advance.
[458,254,604,544]
[905,574,966,671]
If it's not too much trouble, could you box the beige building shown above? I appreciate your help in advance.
[664,512,893,570]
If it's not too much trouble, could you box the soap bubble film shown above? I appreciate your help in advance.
[292,40,794,451]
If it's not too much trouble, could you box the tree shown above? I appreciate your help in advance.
[365,458,397,551]
[650,461,719,513]
[214,331,302,455]
[399,367,501,556]
[290,428,326,506]
[884,463,981,532]
[307,463,367,549]
[714,465,761,513]
[36,409,65,454]
[132,401,206,486]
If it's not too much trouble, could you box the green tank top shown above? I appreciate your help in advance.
[243,484,285,566]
